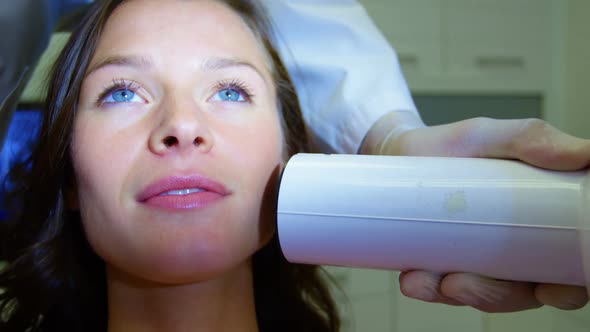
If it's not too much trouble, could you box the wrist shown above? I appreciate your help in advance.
[358,110,425,155]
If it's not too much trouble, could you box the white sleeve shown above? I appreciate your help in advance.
[263,0,418,154]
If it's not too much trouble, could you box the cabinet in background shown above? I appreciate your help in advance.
[360,0,553,94]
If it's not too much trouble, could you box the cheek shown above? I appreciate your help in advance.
[218,108,284,169]
[241,115,282,186]
[70,114,141,214]
[219,112,283,238]
[256,163,282,245]
[250,117,284,242]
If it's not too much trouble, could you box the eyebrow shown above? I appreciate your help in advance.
[202,57,269,84]
[85,55,269,84]
[85,55,153,78]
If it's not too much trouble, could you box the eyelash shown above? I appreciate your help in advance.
[96,79,142,106]
[95,78,255,106]
[215,79,254,102]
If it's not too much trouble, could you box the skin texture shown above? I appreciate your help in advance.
[362,111,590,313]
[71,0,283,330]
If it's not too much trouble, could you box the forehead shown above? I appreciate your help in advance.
[91,0,270,71]
[108,0,249,32]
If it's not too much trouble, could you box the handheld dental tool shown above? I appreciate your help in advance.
[277,154,590,289]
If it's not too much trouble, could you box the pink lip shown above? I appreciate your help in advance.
[137,175,231,210]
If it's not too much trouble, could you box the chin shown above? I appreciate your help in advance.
[112,237,260,285]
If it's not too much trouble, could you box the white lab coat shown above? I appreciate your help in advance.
[264,0,418,153]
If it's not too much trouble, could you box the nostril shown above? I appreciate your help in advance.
[163,136,178,147]
[194,136,204,146]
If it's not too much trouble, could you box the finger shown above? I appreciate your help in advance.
[398,271,465,306]
[535,284,589,310]
[439,273,543,313]
[399,118,590,171]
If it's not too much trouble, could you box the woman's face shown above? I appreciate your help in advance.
[72,0,283,283]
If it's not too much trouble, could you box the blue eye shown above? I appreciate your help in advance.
[216,88,246,102]
[104,89,141,103]
[97,79,145,106]
[211,80,253,103]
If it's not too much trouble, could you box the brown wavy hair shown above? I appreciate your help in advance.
[0,1,340,331]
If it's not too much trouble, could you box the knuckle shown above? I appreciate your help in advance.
[516,118,553,138]
[520,117,548,129]
[511,118,556,156]
[516,118,553,139]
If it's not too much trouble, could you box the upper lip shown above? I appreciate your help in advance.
[137,174,231,202]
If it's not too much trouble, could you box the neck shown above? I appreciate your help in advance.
[106,261,259,332]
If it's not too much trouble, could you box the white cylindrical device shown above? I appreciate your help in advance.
[277,153,590,289]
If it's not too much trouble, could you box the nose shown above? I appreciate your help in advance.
[148,97,214,155]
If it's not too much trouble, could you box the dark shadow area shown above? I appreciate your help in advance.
[413,94,543,126]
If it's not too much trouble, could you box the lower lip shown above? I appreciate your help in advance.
[141,191,225,210]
